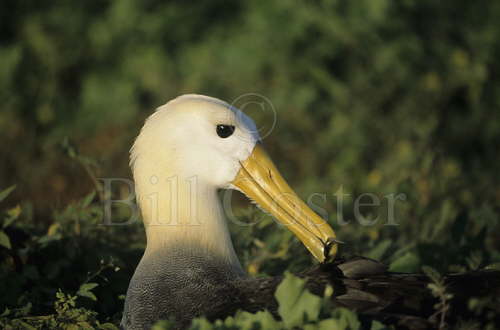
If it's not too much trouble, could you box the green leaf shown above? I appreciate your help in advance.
[79,282,99,291]
[77,290,97,301]
[3,205,21,228]
[0,307,10,317]
[275,272,321,328]
[230,310,280,330]
[77,282,99,301]
[365,239,392,260]
[15,320,37,330]
[389,252,420,272]
[81,191,96,208]
[332,308,361,330]
[0,185,16,203]
[317,319,339,330]
[485,262,500,271]
[47,222,61,236]
[371,320,389,330]
[306,319,344,330]
[0,230,11,249]
[422,265,441,284]
[427,283,441,293]
[189,317,214,330]
[252,311,281,330]
[98,323,120,330]
[151,320,175,330]
[466,250,483,270]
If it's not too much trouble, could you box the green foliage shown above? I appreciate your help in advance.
[0,288,118,330]
[467,295,500,330]
[422,266,453,329]
[188,310,281,330]
[388,251,420,272]
[275,272,321,327]
[0,186,16,203]
[0,184,139,328]
[77,283,100,302]
[0,186,19,250]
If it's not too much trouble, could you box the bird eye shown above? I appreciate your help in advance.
[216,124,235,138]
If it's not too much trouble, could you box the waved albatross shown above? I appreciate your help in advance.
[121,95,500,330]
[122,94,338,329]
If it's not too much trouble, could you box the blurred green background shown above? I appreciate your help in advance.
[1,0,500,328]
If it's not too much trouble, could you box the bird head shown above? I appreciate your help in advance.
[131,94,337,262]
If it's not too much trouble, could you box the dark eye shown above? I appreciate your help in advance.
[216,124,235,138]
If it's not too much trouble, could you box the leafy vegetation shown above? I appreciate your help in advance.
[1,0,500,329]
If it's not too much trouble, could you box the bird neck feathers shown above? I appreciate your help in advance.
[131,156,243,273]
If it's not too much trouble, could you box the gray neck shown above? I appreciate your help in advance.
[122,241,245,329]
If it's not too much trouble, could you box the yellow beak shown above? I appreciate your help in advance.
[232,144,338,263]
